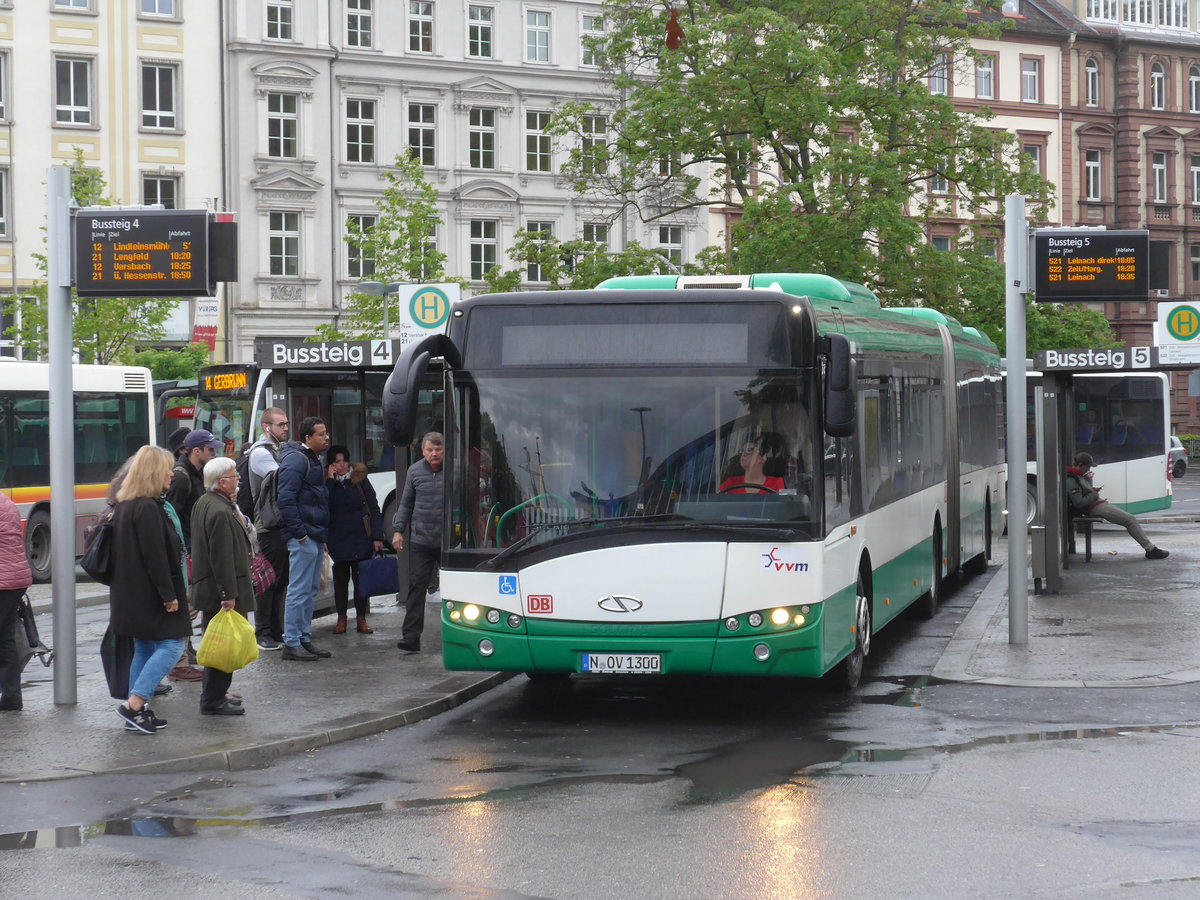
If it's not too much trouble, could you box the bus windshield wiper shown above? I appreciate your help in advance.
[481,514,687,568]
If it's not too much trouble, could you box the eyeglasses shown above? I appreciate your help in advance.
[271,421,289,428]
[740,447,760,456]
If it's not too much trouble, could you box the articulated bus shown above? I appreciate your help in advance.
[382,273,1004,689]
[0,360,155,581]
[1020,370,1171,526]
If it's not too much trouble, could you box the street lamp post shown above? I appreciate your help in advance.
[355,280,404,337]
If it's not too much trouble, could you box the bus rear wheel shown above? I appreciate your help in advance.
[827,571,871,691]
[25,509,52,583]
[913,524,941,619]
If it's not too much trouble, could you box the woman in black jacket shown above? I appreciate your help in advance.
[325,445,383,634]
[190,455,255,716]
[108,445,191,735]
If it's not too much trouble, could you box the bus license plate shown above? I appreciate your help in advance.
[581,653,662,674]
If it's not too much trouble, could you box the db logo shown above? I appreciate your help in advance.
[527,595,553,615]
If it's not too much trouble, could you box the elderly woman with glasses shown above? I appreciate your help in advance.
[190,456,255,716]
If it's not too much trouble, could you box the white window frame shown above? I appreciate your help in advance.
[526,110,552,172]
[583,221,609,248]
[468,5,494,59]
[931,235,952,252]
[0,168,8,238]
[1191,243,1200,283]
[266,0,294,42]
[0,52,7,121]
[526,10,550,63]
[930,52,949,96]
[267,92,299,159]
[470,219,498,280]
[1024,143,1042,176]
[1151,62,1166,110]
[409,1,434,53]
[1160,0,1188,28]
[930,161,948,195]
[976,55,994,100]
[408,102,436,166]
[1086,58,1100,107]
[658,225,683,267]
[1190,66,1200,113]
[525,221,553,282]
[581,13,605,68]
[1191,155,1200,204]
[1153,151,1168,203]
[581,114,608,175]
[469,107,496,169]
[347,213,377,279]
[142,174,179,209]
[1085,149,1103,201]
[141,62,177,130]
[54,0,91,9]
[1086,0,1119,20]
[1021,58,1040,103]
[140,0,176,17]
[1123,0,1152,24]
[347,0,373,49]
[55,56,93,125]
[269,211,300,277]
[345,97,376,164]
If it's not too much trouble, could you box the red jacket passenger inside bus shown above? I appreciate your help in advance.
[719,433,787,494]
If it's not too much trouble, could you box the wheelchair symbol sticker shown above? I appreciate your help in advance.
[498,575,517,595]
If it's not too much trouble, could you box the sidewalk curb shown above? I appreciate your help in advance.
[4,671,517,782]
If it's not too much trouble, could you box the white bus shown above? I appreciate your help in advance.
[0,360,155,581]
[382,273,1004,689]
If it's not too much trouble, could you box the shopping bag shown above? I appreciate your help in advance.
[250,551,277,598]
[357,553,400,598]
[196,609,259,673]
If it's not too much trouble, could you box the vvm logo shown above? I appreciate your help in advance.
[761,547,810,573]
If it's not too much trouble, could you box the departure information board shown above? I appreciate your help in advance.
[1032,229,1148,302]
[74,209,211,298]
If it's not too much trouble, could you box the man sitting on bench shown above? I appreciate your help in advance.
[1065,452,1169,560]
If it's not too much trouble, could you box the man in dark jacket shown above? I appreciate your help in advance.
[166,428,222,550]
[247,407,290,650]
[1066,452,1169,559]
[278,417,331,660]
[391,432,444,652]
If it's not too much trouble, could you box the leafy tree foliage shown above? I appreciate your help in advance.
[128,342,211,381]
[0,148,185,364]
[553,0,1053,322]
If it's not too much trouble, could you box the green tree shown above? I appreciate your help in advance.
[128,342,211,381]
[553,0,1052,314]
[317,153,459,340]
[0,147,186,364]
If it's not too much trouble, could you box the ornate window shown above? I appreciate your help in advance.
[1085,58,1100,108]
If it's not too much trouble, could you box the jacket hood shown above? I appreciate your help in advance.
[350,462,368,483]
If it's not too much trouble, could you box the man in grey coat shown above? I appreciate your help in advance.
[391,432,444,652]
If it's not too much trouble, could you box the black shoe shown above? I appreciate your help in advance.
[201,701,245,716]
[396,639,421,653]
[117,703,156,734]
[153,683,173,697]
[186,642,198,665]
[1146,547,1169,559]
[257,636,282,651]
[0,700,22,711]
[282,644,320,661]
[301,641,332,658]
[124,708,168,730]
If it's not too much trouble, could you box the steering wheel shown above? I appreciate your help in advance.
[718,483,779,494]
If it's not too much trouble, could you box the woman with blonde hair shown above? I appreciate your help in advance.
[108,445,191,734]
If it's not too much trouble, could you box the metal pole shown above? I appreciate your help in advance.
[1005,194,1029,645]
[47,166,77,704]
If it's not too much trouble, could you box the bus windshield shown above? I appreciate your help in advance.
[453,370,818,551]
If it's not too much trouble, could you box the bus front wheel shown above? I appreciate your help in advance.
[827,571,871,691]
[25,509,52,583]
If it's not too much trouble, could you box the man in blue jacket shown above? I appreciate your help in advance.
[277,416,332,660]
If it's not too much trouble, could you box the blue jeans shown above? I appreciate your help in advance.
[283,537,323,646]
[129,637,186,703]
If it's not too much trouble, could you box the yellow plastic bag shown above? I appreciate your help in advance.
[196,608,260,673]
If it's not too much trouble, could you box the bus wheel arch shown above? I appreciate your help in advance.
[25,506,52,584]
[826,558,872,691]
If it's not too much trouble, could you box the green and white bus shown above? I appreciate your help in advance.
[383,273,1004,688]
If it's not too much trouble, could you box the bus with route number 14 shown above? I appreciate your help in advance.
[382,273,1004,689]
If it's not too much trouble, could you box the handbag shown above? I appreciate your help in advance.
[99,626,133,699]
[357,552,400,598]
[250,550,277,598]
[80,506,115,585]
[356,485,373,537]
[15,593,52,672]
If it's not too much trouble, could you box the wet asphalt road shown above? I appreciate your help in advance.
[4,523,1200,897]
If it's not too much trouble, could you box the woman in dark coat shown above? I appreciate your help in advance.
[108,445,191,735]
[190,455,255,716]
[325,445,384,634]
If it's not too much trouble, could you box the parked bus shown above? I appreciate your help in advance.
[382,273,1004,689]
[0,360,155,581]
[1021,370,1171,525]
[193,340,439,532]
[153,378,197,448]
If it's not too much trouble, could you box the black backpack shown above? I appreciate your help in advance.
[254,466,282,531]
[235,451,256,519]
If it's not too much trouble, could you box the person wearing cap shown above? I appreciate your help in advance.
[1066,452,1169,559]
[167,427,192,463]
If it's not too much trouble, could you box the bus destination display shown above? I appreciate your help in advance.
[74,209,211,298]
[1033,229,1148,302]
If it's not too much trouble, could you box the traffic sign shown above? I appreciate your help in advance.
[395,283,460,347]
[1032,229,1148,302]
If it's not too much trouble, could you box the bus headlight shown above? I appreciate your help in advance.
[724,617,740,632]
[770,608,790,626]
[463,604,481,622]
[507,614,522,629]
[747,612,763,627]
[486,609,501,624]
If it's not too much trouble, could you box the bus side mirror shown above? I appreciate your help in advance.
[383,333,460,446]
[823,332,855,438]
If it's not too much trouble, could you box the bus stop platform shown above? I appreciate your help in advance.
[934,516,1200,687]
[0,597,513,783]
